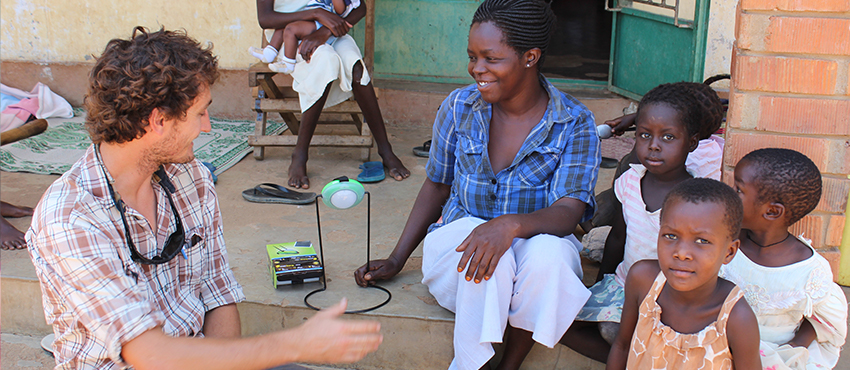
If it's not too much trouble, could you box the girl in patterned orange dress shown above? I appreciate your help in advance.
[607,178,761,370]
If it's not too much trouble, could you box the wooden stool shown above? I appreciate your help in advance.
[248,63,373,161]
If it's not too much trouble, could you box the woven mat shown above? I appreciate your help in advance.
[0,110,285,175]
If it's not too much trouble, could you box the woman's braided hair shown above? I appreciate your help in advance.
[472,0,556,66]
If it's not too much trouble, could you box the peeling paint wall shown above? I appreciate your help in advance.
[0,0,263,69]
[704,0,736,88]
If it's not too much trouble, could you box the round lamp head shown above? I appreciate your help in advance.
[321,177,365,210]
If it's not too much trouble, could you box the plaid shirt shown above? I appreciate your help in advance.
[27,145,245,369]
[426,77,600,229]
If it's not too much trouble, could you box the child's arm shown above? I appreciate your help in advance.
[726,299,761,370]
[597,198,625,282]
[606,260,658,370]
[604,113,636,137]
[331,0,346,15]
[786,319,816,348]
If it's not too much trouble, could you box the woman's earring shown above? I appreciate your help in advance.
[526,63,531,67]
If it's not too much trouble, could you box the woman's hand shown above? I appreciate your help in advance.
[456,216,520,283]
[354,256,403,287]
[312,8,352,37]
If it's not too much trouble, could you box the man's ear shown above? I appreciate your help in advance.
[723,238,740,264]
[146,108,167,136]
[764,202,786,222]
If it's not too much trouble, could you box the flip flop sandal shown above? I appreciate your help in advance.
[242,183,316,204]
[601,157,619,169]
[413,140,431,158]
[357,161,385,183]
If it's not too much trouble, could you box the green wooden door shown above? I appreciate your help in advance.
[607,0,710,100]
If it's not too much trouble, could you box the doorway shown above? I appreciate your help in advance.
[541,0,613,82]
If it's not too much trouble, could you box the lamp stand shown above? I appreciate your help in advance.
[304,191,392,313]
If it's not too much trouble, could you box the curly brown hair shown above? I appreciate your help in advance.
[85,26,219,144]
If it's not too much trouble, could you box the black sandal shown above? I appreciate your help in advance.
[413,139,431,158]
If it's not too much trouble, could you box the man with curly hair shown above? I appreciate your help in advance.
[27,27,381,369]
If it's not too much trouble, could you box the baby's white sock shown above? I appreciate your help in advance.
[269,56,296,74]
[262,45,279,64]
[248,45,279,63]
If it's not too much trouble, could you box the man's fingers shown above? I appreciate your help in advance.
[319,298,347,317]
[340,319,381,335]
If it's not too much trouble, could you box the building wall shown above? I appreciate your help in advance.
[726,0,850,281]
[0,0,263,69]
[704,0,736,88]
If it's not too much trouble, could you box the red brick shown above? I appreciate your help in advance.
[757,97,850,136]
[839,140,850,174]
[766,17,850,55]
[736,12,756,51]
[790,214,826,248]
[727,92,745,129]
[724,132,830,169]
[733,55,838,95]
[826,215,846,246]
[816,248,842,281]
[817,177,850,213]
[741,0,850,12]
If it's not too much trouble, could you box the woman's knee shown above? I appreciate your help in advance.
[352,60,364,81]
[518,234,580,275]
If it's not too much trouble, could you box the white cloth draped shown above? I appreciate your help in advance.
[422,217,590,370]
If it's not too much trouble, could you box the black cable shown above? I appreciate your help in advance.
[304,192,391,313]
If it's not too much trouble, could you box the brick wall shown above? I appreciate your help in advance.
[725,0,850,280]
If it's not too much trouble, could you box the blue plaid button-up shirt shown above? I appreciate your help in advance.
[426,77,600,230]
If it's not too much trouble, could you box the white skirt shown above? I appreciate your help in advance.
[422,217,590,370]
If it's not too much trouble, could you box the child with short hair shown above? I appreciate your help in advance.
[608,178,761,370]
[721,148,848,370]
[249,0,359,73]
[561,82,703,362]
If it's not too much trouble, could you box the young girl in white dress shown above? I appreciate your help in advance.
[722,148,847,370]
[561,82,707,362]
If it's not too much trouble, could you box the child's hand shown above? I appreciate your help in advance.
[455,216,518,284]
[354,256,403,287]
[605,113,636,136]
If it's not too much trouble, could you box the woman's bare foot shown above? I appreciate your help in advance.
[1,201,34,218]
[287,153,310,189]
[1,216,27,250]
[379,150,410,181]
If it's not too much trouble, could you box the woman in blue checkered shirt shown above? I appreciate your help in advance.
[355,1,601,369]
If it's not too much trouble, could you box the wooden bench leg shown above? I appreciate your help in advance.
[253,111,267,160]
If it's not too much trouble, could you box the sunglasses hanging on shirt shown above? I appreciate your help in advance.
[105,165,187,265]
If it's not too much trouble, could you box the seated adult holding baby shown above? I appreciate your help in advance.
[255,0,409,189]
[354,1,600,369]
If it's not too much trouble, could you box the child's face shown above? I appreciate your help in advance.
[657,199,738,293]
[634,103,697,176]
[733,160,764,229]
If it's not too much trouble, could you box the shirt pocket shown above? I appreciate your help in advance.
[178,227,207,289]
[455,133,486,176]
[517,146,561,188]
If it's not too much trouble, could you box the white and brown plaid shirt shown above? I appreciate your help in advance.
[27,145,245,369]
